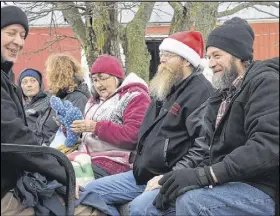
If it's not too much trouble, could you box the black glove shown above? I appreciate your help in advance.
[153,193,170,210]
[158,167,215,201]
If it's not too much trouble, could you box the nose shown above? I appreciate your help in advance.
[208,57,217,69]
[13,33,24,47]
[160,55,167,64]
[94,81,102,88]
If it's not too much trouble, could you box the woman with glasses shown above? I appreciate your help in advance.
[71,55,151,179]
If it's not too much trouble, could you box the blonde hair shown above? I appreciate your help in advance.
[46,53,84,94]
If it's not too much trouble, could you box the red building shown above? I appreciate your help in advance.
[13,27,82,87]
[13,20,279,87]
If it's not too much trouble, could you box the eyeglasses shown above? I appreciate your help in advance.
[159,51,178,58]
[91,74,111,84]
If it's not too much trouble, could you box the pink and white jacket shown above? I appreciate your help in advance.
[81,73,151,174]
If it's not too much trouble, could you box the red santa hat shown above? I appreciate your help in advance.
[159,31,204,68]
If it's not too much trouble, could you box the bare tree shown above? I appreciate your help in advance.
[15,2,155,81]
[14,1,279,81]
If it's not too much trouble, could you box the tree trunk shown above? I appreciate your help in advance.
[191,2,219,45]
[91,2,121,59]
[169,2,194,34]
[55,2,97,68]
[56,2,121,69]
[169,2,219,51]
[121,2,155,82]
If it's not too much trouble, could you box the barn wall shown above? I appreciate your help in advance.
[13,27,81,88]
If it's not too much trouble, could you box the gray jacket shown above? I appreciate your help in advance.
[23,92,51,131]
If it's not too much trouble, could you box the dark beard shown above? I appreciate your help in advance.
[149,64,184,101]
[212,59,239,90]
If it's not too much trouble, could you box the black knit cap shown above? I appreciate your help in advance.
[206,17,255,61]
[1,5,29,39]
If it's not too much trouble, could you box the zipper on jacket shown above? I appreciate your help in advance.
[163,138,169,166]
[138,136,145,155]
[209,88,242,165]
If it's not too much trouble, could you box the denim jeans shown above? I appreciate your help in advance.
[176,182,275,216]
[86,171,274,216]
[85,170,143,216]
[85,170,174,216]
[130,189,175,216]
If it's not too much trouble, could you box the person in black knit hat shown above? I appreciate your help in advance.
[1,5,29,82]
[153,17,279,216]
[1,5,29,37]
[1,5,102,216]
[206,17,254,62]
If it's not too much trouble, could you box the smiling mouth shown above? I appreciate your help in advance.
[8,48,20,55]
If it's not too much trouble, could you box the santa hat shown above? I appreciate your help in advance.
[159,31,204,68]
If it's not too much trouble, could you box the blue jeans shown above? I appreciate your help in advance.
[85,171,274,216]
[85,170,173,216]
[176,182,275,216]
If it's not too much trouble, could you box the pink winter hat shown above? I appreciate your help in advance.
[90,55,125,79]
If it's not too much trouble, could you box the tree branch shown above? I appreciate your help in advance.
[21,35,78,55]
[252,5,279,18]
[168,2,184,13]
[130,2,155,24]
[218,2,279,18]
[54,2,87,46]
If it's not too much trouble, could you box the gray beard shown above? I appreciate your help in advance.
[212,61,239,90]
[149,65,184,101]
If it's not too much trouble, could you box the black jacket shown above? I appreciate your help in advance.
[133,71,214,184]
[23,92,51,131]
[206,57,279,200]
[1,57,67,199]
[35,83,90,146]
[15,171,112,216]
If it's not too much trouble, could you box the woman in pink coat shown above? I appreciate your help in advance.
[71,55,151,179]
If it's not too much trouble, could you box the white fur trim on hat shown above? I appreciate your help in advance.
[159,38,201,67]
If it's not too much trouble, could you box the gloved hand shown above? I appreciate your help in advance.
[153,193,170,210]
[155,167,215,208]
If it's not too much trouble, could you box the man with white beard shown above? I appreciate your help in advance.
[84,30,214,216]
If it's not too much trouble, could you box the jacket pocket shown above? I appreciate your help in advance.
[163,138,170,166]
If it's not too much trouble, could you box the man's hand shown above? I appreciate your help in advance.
[145,175,163,192]
[71,120,96,133]
[158,167,213,201]
[153,193,171,210]
[154,167,211,210]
